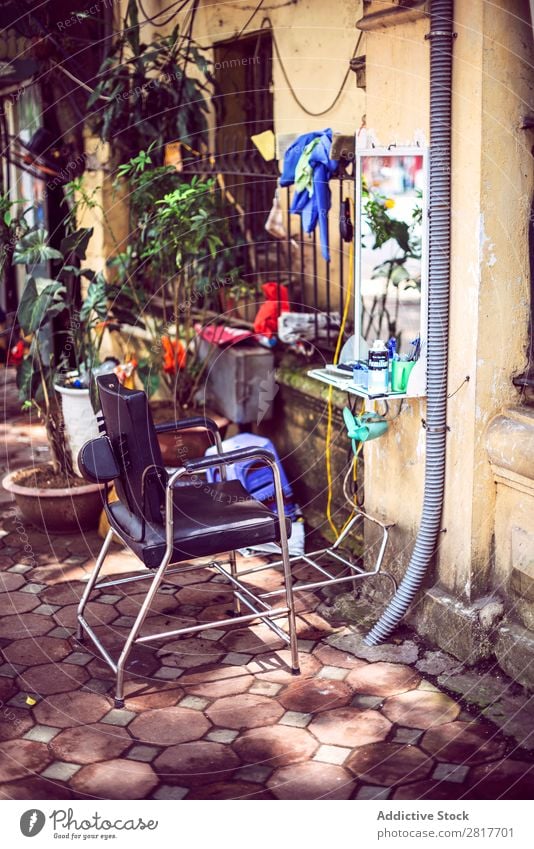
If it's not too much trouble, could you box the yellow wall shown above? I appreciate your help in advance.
[362,1,532,619]
[109,1,533,665]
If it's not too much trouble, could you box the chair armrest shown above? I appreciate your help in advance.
[78,436,120,483]
[155,416,220,436]
[180,446,276,476]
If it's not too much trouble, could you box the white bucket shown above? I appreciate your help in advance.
[54,384,99,476]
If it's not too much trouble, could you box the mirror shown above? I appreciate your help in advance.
[354,146,428,364]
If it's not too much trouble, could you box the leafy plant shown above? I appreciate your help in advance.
[362,185,422,346]
[74,145,244,410]
[87,0,212,162]
[13,224,111,476]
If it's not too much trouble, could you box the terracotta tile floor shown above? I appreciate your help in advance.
[1,368,533,800]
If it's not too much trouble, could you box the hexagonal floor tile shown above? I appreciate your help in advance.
[382,690,460,729]
[221,625,283,655]
[466,759,534,800]
[309,707,392,748]
[294,611,335,639]
[393,780,467,800]
[232,725,318,768]
[53,602,117,629]
[0,678,17,704]
[268,761,354,800]
[345,662,420,697]
[0,613,55,639]
[123,681,184,712]
[40,583,84,606]
[187,781,272,800]
[279,678,352,714]
[130,707,210,745]
[0,708,33,741]
[180,665,254,699]
[421,721,506,764]
[70,758,158,799]
[347,742,434,786]
[207,693,284,730]
[313,644,368,670]
[154,741,240,786]
[2,637,71,667]
[0,739,52,783]
[158,637,224,669]
[50,722,131,764]
[166,567,213,587]
[175,584,234,608]
[248,650,321,683]
[33,691,111,728]
[17,663,89,696]
[115,593,181,618]
[0,591,40,616]
[0,572,25,592]
[0,776,73,799]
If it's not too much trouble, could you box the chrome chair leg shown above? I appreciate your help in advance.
[228,550,241,615]
[114,549,172,708]
[76,528,114,642]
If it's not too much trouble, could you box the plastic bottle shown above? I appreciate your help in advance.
[367,340,389,394]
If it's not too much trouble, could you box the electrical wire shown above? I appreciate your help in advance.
[325,199,355,537]
[265,19,364,118]
[138,0,192,28]
[235,0,267,41]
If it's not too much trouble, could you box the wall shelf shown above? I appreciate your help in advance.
[308,367,412,401]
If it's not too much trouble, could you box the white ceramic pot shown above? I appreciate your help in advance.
[54,384,99,476]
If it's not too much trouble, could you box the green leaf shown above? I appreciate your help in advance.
[79,273,108,321]
[13,229,63,265]
[17,277,67,333]
[137,359,159,398]
[60,228,93,260]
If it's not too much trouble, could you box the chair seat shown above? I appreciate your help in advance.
[106,480,291,568]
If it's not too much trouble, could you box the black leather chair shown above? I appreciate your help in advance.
[77,374,300,707]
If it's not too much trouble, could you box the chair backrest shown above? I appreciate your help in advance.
[96,374,165,524]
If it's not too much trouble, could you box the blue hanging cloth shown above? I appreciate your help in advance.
[280,128,338,261]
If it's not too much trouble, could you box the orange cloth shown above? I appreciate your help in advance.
[162,336,186,374]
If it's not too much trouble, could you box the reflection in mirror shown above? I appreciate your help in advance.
[356,150,426,360]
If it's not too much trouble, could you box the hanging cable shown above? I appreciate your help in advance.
[325,201,355,536]
[137,0,192,28]
[265,20,364,117]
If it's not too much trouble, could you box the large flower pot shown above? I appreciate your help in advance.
[2,464,105,533]
[54,384,99,476]
[151,403,230,466]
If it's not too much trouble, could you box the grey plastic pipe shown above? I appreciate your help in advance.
[364,0,454,645]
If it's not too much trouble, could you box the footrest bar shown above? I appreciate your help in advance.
[260,569,378,597]
[135,606,290,645]
[78,617,117,672]
[95,562,203,591]
[233,591,290,643]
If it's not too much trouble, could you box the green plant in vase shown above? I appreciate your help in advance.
[13,225,110,477]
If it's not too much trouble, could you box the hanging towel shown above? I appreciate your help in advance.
[281,129,338,261]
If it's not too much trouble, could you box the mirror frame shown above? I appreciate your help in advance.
[353,145,429,365]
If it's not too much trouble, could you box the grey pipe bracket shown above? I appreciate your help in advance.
[421,419,450,433]
[425,31,458,40]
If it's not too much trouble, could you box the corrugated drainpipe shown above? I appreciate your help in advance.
[365,0,455,646]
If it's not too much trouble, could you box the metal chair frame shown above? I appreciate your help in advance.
[77,434,300,708]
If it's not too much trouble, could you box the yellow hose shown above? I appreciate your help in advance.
[326,206,355,536]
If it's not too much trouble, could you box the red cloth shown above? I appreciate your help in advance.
[253,282,289,337]
[198,324,253,347]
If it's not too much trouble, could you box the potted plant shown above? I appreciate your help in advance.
[2,225,113,532]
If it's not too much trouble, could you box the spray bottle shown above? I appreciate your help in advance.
[367,339,389,394]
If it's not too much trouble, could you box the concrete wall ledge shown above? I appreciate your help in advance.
[412,586,534,688]
[486,406,534,482]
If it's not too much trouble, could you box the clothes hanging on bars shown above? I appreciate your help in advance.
[280,128,338,261]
